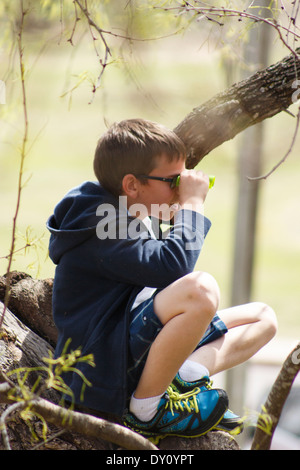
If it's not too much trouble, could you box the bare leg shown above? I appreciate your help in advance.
[188,302,278,376]
[133,271,220,399]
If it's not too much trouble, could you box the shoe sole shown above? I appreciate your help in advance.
[148,411,227,445]
[172,382,244,436]
[124,392,228,444]
[214,421,244,435]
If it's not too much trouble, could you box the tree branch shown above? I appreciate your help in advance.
[30,398,158,451]
[163,1,300,58]
[251,341,300,450]
[0,372,157,451]
[248,106,300,180]
[174,48,300,169]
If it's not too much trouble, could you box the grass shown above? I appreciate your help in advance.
[0,30,299,339]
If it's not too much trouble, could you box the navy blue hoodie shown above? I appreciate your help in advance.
[47,181,211,417]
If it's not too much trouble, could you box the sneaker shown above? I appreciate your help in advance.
[214,409,244,434]
[171,373,244,435]
[123,386,228,443]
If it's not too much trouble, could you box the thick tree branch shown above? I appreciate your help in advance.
[251,341,300,450]
[175,48,300,169]
[0,370,157,451]
[31,398,157,451]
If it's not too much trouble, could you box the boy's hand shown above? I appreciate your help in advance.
[177,170,209,214]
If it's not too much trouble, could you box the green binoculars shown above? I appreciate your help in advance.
[175,175,215,189]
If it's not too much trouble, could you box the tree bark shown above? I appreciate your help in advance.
[175,48,300,168]
[251,341,300,450]
[0,271,56,347]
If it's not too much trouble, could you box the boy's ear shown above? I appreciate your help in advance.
[121,174,139,198]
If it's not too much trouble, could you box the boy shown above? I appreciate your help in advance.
[47,118,277,441]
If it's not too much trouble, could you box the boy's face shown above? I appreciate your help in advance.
[126,154,186,221]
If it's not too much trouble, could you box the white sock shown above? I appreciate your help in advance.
[178,360,209,382]
[129,393,163,422]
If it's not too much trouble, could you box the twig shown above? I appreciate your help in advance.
[73,0,113,102]
[0,402,26,450]
[31,429,66,450]
[71,0,184,102]
[0,0,29,330]
[247,107,300,181]
[159,1,300,58]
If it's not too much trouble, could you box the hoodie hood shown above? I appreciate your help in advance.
[47,181,117,264]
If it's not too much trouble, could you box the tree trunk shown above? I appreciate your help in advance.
[226,0,271,427]
[175,48,300,168]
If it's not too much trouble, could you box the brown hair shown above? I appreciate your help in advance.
[93,118,186,197]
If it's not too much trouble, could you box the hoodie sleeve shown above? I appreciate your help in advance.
[94,208,211,289]
[47,182,211,290]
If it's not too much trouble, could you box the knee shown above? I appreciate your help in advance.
[255,302,278,340]
[183,271,220,320]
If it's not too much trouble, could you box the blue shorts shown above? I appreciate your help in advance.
[127,291,228,396]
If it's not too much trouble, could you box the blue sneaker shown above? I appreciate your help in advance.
[171,373,244,435]
[123,386,228,443]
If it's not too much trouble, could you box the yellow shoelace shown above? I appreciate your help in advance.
[166,386,201,415]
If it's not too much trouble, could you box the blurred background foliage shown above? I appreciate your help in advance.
[0,0,299,339]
